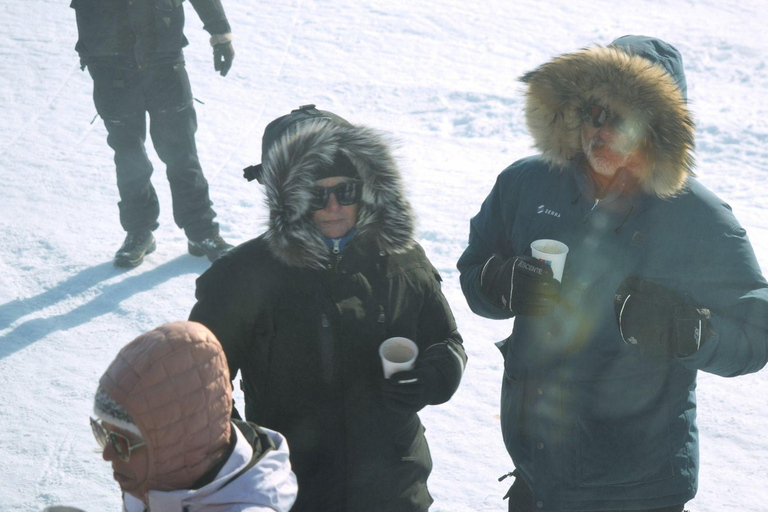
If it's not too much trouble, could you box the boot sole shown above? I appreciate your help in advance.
[114,238,157,268]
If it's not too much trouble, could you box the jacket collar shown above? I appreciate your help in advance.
[123,423,297,512]
[570,160,650,234]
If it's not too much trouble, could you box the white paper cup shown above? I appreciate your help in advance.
[379,337,419,379]
[530,239,569,282]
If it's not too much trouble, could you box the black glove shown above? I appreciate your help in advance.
[479,255,560,315]
[614,277,711,357]
[380,361,441,413]
[213,42,234,76]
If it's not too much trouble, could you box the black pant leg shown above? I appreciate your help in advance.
[146,63,218,241]
[89,64,160,233]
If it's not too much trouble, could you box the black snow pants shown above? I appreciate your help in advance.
[88,62,218,242]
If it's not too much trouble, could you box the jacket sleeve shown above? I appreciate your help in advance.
[676,220,768,377]
[457,169,518,320]
[414,263,467,406]
[188,0,231,35]
[189,254,254,393]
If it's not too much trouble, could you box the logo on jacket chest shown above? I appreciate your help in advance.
[537,204,561,218]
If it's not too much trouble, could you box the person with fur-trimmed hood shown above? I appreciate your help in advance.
[91,321,298,511]
[458,36,768,511]
[189,105,467,512]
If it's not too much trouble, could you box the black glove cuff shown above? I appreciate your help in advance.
[479,255,511,311]
[480,255,501,289]
[673,306,711,357]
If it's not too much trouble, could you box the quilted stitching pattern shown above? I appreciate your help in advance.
[100,321,232,491]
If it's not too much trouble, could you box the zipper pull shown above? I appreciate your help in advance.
[498,471,515,482]
[332,238,341,254]
[377,305,385,323]
[591,198,601,211]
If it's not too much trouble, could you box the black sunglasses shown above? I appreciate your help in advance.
[90,417,145,462]
[582,104,623,129]
[309,180,362,211]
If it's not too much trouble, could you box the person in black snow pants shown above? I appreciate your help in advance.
[71,0,236,267]
[457,35,768,512]
[189,104,468,512]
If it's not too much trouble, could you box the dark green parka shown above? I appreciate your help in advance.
[71,0,230,68]
[458,36,768,511]
[190,107,467,512]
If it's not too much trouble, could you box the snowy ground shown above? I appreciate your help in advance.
[1,0,767,510]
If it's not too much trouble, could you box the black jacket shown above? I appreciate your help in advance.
[190,108,467,511]
[191,236,465,511]
[71,0,230,68]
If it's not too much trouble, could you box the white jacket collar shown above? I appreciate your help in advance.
[123,423,297,512]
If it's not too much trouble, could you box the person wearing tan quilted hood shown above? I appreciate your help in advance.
[458,36,768,511]
[92,321,297,511]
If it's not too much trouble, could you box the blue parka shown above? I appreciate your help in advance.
[458,36,768,511]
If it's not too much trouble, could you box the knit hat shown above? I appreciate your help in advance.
[94,321,232,496]
[312,150,359,181]
[93,386,142,438]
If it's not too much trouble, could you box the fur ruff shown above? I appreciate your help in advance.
[261,118,416,269]
[520,45,695,197]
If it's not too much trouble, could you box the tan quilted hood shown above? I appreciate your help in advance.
[96,321,232,496]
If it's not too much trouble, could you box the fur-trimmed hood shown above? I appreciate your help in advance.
[256,106,416,269]
[520,35,695,198]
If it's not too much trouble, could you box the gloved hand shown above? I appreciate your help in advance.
[213,42,234,76]
[380,360,441,413]
[614,277,711,357]
[210,34,235,76]
[479,255,560,315]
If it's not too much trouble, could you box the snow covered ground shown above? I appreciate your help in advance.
[1,0,766,510]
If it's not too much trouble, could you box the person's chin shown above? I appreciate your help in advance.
[320,221,350,238]
[114,471,138,492]
[587,150,624,176]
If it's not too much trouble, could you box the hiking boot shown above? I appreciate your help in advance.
[188,234,233,262]
[114,231,156,268]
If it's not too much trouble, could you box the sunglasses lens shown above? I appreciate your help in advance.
[90,418,142,461]
[591,106,608,127]
[90,418,108,449]
[310,188,329,210]
[334,182,360,206]
[111,433,132,461]
[310,181,361,210]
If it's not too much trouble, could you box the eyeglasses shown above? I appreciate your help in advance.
[309,180,362,211]
[90,417,145,462]
[581,104,623,129]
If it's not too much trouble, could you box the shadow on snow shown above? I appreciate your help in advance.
[0,256,209,359]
